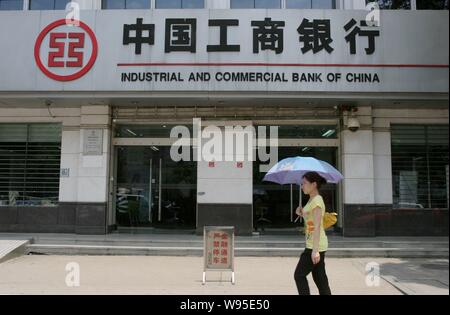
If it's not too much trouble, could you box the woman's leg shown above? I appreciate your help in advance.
[294,249,314,295]
[311,252,331,295]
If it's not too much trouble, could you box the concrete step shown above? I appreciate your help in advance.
[26,243,449,258]
[29,238,449,249]
[2,233,447,258]
[0,240,30,263]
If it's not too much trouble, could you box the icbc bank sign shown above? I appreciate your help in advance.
[34,19,98,82]
[27,13,447,93]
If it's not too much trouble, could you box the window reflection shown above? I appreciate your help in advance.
[102,0,150,9]
[366,0,411,9]
[29,0,71,10]
[391,125,449,209]
[231,0,281,9]
[0,0,22,10]
[155,0,204,8]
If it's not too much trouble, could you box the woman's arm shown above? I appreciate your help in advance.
[311,206,322,264]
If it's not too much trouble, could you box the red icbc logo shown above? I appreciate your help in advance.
[34,19,98,82]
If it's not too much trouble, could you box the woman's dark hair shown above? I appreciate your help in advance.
[303,172,327,190]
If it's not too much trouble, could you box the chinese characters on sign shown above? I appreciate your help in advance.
[344,18,379,55]
[165,18,197,53]
[205,227,233,270]
[205,229,232,268]
[297,18,334,54]
[203,226,235,284]
[123,17,380,55]
[213,233,229,265]
[123,18,154,54]
[252,18,285,54]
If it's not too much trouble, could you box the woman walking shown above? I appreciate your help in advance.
[294,171,331,295]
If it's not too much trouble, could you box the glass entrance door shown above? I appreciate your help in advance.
[115,146,196,229]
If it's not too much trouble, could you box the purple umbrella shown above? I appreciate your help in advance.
[263,156,344,185]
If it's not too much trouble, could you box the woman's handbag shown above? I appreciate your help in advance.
[323,212,338,229]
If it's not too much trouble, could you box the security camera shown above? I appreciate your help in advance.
[347,117,360,132]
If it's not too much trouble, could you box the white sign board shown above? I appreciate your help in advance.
[203,226,235,284]
[0,10,448,93]
[83,129,103,156]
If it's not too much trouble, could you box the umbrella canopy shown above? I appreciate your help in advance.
[263,156,344,185]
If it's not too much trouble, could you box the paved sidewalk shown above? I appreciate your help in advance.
[0,255,447,295]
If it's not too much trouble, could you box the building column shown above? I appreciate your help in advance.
[196,122,253,235]
[341,106,377,236]
[373,130,393,205]
[59,105,111,234]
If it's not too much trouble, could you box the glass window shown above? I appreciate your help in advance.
[54,0,70,9]
[115,124,194,138]
[366,0,411,9]
[391,125,449,209]
[102,0,150,9]
[255,125,338,139]
[286,0,311,8]
[29,0,71,10]
[102,0,125,9]
[102,0,124,9]
[255,0,280,8]
[231,0,254,8]
[155,0,203,8]
[155,0,180,8]
[0,123,62,207]
[181,0,203,8]
[29,0,52,10]
[416,0,449,9]
[0,0,23,10]
[127,0,150,8]
[231,0,281,8]
[312,0,335,9]
[286,0,335,8]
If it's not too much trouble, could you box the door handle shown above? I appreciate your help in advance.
[197,192,205,196]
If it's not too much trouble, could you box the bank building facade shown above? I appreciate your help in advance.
[0,0,448,236]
